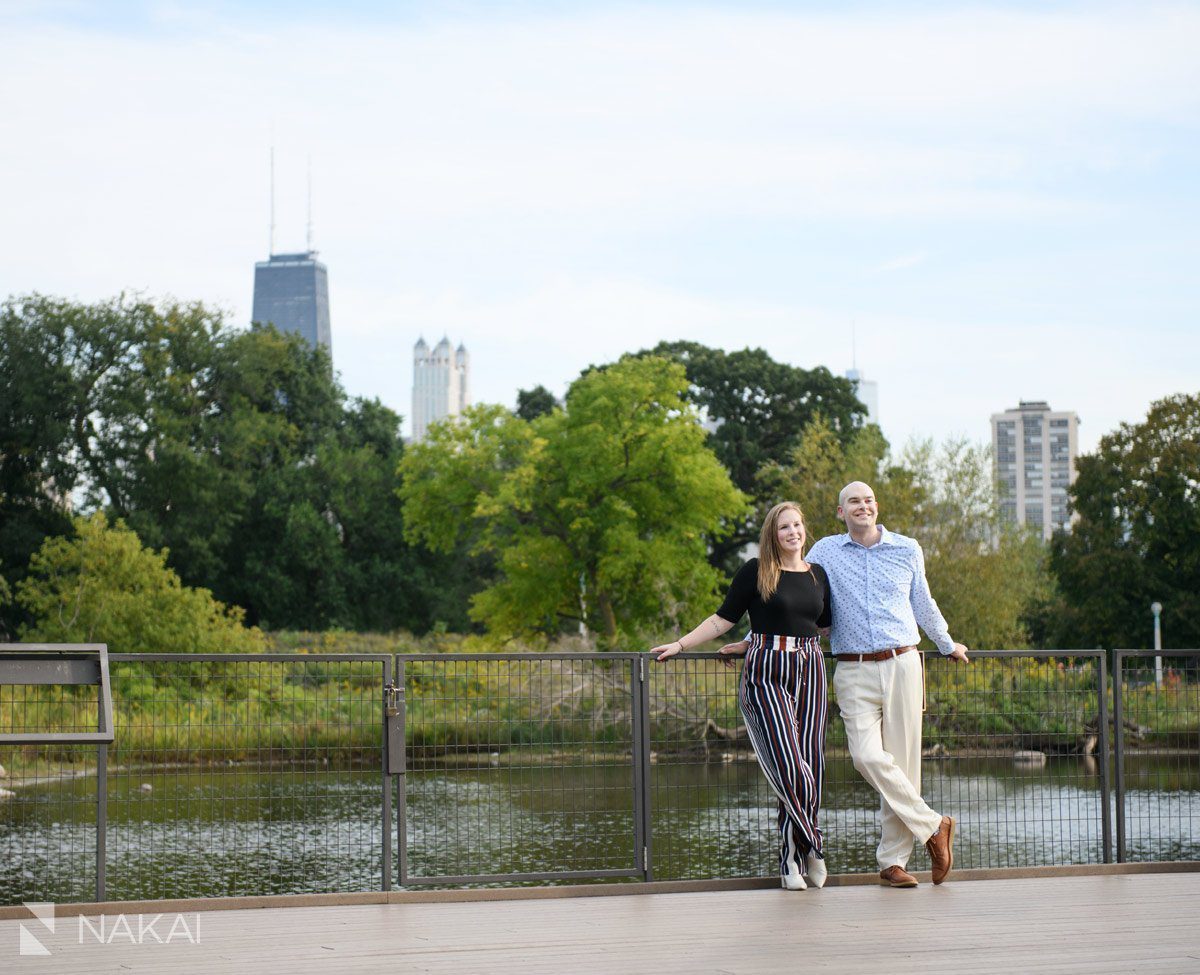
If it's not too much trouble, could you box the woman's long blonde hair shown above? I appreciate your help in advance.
[757,501,810,602]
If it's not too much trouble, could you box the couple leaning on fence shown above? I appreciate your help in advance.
[650,482,968,891]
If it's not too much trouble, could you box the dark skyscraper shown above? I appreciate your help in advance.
[251,251,332,352]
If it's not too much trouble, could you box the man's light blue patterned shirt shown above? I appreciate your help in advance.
[807,526,955,657]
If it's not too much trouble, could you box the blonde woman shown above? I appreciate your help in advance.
[651,502,832,890]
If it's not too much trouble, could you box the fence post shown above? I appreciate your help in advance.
[1096,651,1112,864]
[1113,651,1126,863]
[381,656,395,892]
[96,741,107,901]
[388,657,407,888]
[631,655,653,882]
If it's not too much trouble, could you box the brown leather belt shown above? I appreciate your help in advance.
[836,645,918,663]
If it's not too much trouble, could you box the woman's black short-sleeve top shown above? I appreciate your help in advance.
[715,559,832,637]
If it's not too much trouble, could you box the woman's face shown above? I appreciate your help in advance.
[775,508,806,555]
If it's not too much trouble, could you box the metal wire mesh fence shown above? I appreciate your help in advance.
[0,646,111,904]
[647,653,782,881]
[1,653,389,905]
[647,650,1112,880]
[1115,650,1200,863]
[399,655,641,884]
[0,742,100,904]
[920,651,1111,870]
[3,647,1197,905]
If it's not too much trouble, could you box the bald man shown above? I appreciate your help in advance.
[728,481,967,887]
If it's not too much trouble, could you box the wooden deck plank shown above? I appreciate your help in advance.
[3,874,1199,974]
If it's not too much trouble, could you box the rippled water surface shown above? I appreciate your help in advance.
[2,755,1196,904]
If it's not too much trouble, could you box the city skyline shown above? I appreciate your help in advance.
[1,2,1197,453]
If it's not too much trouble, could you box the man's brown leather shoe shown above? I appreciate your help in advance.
[879,865,918,888]
[925,815,955,884]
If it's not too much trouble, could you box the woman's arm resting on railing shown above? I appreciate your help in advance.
[650,614,735,661]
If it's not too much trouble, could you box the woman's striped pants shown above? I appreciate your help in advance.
[739,633,828,875]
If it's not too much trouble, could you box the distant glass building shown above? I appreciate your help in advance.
[412,337,470,442]
[251,251,332,352]
[846,367,879,426]
[991,400,1079,540]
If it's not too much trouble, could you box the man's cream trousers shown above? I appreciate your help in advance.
[833,650,943,871]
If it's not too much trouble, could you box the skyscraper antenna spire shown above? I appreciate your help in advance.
[306,154,313,254]
[269,146,276,256]
[852,319,859,371]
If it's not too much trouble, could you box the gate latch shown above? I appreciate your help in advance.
[384,682,402,717]
[384,681,405,774]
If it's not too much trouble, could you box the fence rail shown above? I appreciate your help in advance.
[2,646,1198,905]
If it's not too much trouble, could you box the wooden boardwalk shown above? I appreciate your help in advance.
[3,870,1199,974]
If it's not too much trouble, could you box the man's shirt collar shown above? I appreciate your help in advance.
[838,525,893,549]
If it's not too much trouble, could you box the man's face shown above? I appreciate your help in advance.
[838,483,878,531]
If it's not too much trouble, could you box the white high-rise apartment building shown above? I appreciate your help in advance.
[412,337,470,442]
[991,400,1079,540]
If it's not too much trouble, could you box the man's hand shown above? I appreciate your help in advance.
[717,640,750,668]
[947,643,970,663]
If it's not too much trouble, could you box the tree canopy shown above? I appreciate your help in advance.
[514,384,558,421]
[18,513,265,653]
[637,341,865,489]
[10,293,1184,654]
[621,341,868,569]
[1048,392,1200,649]
[0,294,477,635]
[400,356,748,646]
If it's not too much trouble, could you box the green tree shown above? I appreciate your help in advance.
[0,293,154,630]
[1048,392,1200,649]
[640,341,865,487]
[400,357,748,646]
[17,513,265,653]
[624,341,868,569]
[122,322,479,632]
[514,385,558,421]
[0,568,12,639]
[1,294,480,634]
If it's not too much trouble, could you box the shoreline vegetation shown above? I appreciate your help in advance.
[1,631,1195,782]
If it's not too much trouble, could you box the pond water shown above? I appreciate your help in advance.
[1,755,1196,904]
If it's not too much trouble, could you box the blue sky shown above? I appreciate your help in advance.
[2,1,1197,450]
